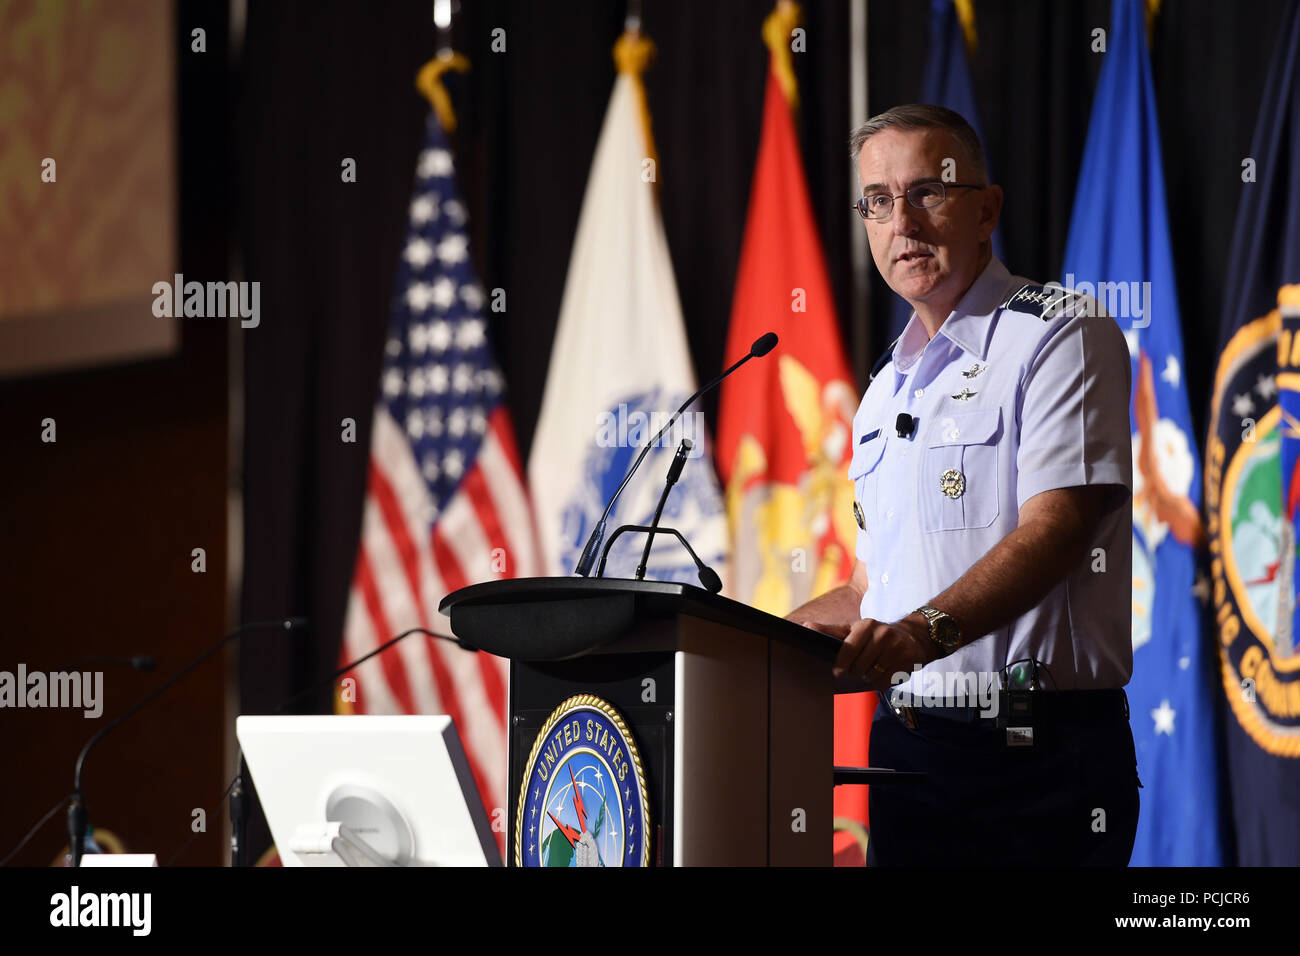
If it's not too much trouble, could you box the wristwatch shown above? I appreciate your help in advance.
[915,605,962,655]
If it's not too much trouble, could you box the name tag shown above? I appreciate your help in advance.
[860,429,880,444]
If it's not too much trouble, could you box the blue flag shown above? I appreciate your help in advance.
[1061,0,1222,866]
[888,0,1003,340]
[1205,0,1300,866]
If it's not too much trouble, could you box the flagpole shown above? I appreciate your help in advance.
[848,0,870,388]
[434,0,454,57]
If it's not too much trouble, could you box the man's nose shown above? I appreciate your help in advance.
[891,197,921,236]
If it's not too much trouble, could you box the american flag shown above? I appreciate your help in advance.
[340,114,540,842]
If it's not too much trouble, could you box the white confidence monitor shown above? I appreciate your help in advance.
[237,715,502,867]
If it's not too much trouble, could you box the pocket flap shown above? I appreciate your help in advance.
[848,431,887,478]
[926,408,1001,447]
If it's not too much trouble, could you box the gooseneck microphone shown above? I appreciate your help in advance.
[596,525,722,593]
[572,331,778,577]
[68,617,306,867]
[635,438,692,581]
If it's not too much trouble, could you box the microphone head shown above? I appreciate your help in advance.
[283,617,310,631]
[697,565,723,594]
[750,332,778,357]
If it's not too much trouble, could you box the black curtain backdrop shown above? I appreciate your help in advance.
[234,0,1288,857]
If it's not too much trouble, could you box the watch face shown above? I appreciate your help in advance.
[934,616,960,648]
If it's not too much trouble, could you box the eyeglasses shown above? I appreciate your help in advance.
[852,181,984,221]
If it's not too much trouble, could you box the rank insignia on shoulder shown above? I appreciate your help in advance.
[1001,283,1086,321]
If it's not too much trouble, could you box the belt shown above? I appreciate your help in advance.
[889,688,1130,729]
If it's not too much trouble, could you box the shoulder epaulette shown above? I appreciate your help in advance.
[869,335,901,382]
[1000,283,1088,321]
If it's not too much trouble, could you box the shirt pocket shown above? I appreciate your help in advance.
[848,431,888,530]
[919,408,1002,532]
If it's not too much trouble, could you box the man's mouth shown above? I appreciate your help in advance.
[896,251,933,264]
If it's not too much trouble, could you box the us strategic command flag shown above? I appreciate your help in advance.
[1062,0,1222,866]
[1206,0,1300,866]
[339,107,543,858]
[527,31,729,583]
[716,1,869,866]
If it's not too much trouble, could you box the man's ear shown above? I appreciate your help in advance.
[979,184,1004,240]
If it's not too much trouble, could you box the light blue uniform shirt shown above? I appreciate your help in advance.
[851,257,1133,691]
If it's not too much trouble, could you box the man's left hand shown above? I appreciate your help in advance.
[832,612,940,690]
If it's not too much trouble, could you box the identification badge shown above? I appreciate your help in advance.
[940,468,965,499]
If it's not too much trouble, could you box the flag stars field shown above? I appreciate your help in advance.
[403,237,434,268]
[460,284,485,311]
[410,195,437,224]
[431,277,458,310]
[429,320,453,352]
[436,234,468,265]
[1152,700,1177,736]
[443,199,467,225]
[407,283,436,314]
[1160,355,1180,388]
[417,147,453,179]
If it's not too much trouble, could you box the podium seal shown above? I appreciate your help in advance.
[515,694,651,867]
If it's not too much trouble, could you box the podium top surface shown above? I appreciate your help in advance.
[438,577,846,665]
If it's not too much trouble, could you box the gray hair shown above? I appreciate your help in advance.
[849,104,988,185]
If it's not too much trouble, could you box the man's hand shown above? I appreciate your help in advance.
[833,611,938,690]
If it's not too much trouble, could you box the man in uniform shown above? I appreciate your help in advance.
[787,104,1139,866]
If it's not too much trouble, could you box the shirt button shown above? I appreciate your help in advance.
[914,388,924,398]
[881,572,890,585]
[887,508,895,519]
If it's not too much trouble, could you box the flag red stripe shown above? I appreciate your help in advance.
[355,549,417,714]
[461,462,510,719]
[370,461,493,794]
[432,521,471,594]
[490,405,526,476]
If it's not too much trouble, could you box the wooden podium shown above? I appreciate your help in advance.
[439,577,846,867]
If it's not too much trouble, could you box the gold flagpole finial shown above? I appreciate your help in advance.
[614,27,660,178]
[1145,0,1162,47]
[763,0,802,108]
[416,51,470,134]
[953,0,978,55]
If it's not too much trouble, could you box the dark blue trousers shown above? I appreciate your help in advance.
[865,695,1140,866]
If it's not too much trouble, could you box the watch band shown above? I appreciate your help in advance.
[916,604,962,653]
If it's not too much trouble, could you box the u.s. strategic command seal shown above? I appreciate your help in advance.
[515,695,651,867]
[1206,287,1300,757]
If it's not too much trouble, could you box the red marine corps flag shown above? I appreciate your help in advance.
[337,58,541,856]
[716,1,873,865]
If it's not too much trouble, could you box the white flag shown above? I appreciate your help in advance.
[528,57,728,585]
